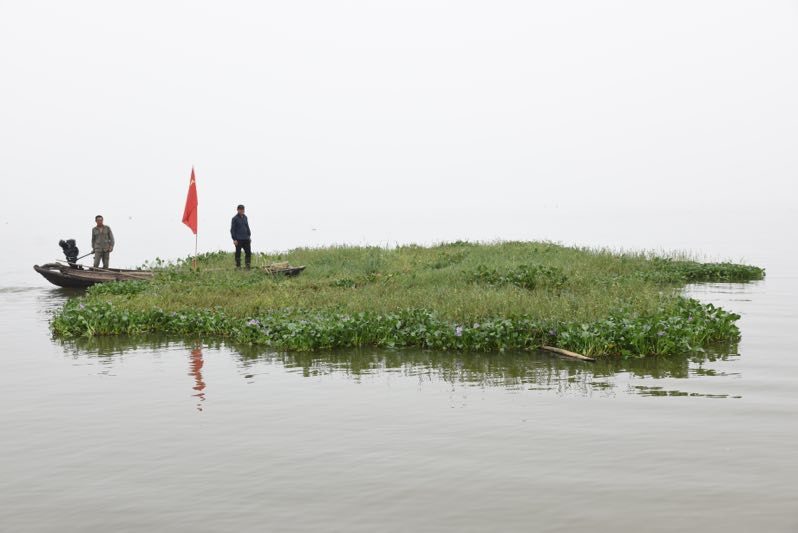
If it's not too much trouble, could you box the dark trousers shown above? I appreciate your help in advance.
[235,240,252,268]
[93,251,110,269]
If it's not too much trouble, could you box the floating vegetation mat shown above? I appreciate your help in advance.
[51,242,764,358]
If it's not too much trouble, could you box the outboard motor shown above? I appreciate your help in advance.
[58,239,80,264]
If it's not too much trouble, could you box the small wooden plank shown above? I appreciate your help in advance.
[541,345,596,362]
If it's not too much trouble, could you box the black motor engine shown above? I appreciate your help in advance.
[59,239,79,264]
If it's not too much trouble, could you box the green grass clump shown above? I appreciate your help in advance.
[50,241,764,358]
[646,258,765,283]
[469,263,568,291]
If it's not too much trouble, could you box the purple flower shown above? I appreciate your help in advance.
[79,303,85,310]
[455,326,463,337]
[688,316,694,322]
[247,319,260,326]
[473,323,480,329]
[657,331,665,337]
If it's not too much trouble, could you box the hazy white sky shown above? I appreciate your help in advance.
[1,1,796,264]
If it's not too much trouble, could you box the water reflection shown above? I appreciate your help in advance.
[630,385,741,399]
[188,346,206,411]
[237,345,739,397]
[57,335,741,399]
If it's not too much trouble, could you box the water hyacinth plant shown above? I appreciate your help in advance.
[50,242,763,358]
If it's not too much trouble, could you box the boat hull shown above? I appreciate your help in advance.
[34,263,153,289]
[266,265,306,277]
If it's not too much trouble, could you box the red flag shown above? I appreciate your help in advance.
[182,167,198,235]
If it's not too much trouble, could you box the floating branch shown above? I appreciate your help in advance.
[541,345,596,362]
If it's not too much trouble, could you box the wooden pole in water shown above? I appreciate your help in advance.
[541,345,596,362]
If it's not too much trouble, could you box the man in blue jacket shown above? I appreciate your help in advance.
[230,204,252,269]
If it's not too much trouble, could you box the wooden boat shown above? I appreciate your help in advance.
[33,262,153,288]
[263,263,306,277]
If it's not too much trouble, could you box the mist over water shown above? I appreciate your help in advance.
[1,1,796,268]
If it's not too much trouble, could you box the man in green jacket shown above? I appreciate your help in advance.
[91,215,115,268]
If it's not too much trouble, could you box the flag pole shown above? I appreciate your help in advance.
[193,164,197,271]
[182,166,199,271]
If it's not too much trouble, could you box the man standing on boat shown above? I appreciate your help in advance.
[231,204,252,269]
[91,215,115,268]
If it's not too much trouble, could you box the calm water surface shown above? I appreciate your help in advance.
[1,242,797,531]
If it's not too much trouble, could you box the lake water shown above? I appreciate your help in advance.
[1,208,797,532]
